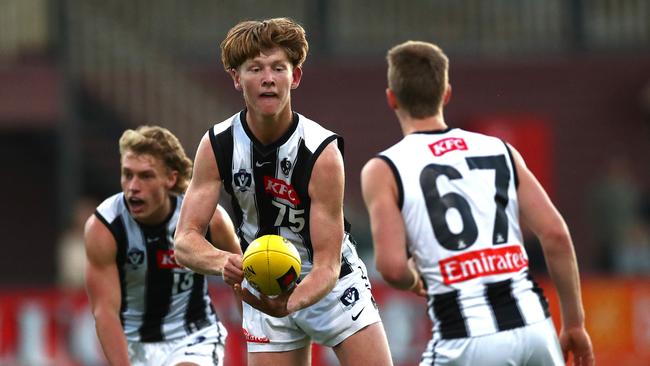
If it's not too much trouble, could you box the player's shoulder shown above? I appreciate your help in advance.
[84,198,119,254]
[209,111,241,136]
[454,128,502,143]
[95,193,125,221]
[435,128,508,155]
[296,112,336,136]
[295,112,340,150]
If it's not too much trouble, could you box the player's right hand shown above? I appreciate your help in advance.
[559,326,595,366]
[234,283,294,318]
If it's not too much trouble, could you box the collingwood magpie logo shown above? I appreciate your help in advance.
[234,169,252,192]
[280,157,292,176]
[127,248,145,270]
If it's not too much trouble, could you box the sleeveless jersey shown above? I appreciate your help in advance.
[209,110,357,276]
[95,193,220,342]
[378,128,550,340]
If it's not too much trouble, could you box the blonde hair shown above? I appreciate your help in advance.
[118,125,192,195]
[220,17,308,71]
[387,41,449,118]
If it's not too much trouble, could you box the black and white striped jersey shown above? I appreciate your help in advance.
[95,193,219,342]
[209,110,357,276]
[378,128,550,339]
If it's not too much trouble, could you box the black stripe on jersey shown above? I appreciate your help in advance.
[182,231,216,332]
[210,125,234,196]
[251,142,279,238]
[184,272,213,332]
[139,226,173,342]
[291,139,314,261]
[502,141,519,188]
[376,155,404,210]
[431,290,468,339]
[485,278,525,331]
[304,135,339,187]
[97,212,129,326]
[527,271,551,318]
[210,124,245,231]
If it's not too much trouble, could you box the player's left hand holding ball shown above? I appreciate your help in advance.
[234,283,294,318]
[222,252,244,286]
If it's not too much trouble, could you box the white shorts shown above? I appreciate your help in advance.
[420,318,563,366]
[128,322,227,366]
[243,252,382,352]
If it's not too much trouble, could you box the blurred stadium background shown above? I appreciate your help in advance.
[1,0,649,365]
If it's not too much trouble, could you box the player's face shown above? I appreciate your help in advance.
[232,47,302,120]
[120,151,176,225]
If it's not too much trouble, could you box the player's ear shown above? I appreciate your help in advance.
[229,68,242,91]
[166,170,178,190]
[443,84,452,106]
[290,66,302,89]
[386,88,398,110]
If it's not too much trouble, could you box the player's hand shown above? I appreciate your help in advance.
[222,253,244,286]
[234,283,293,318]
[410,276,427,297]
[559,326,594,366]
[407,258,427,297]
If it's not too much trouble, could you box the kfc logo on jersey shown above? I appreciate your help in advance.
[157,250,182,269]
[440,245,528,285]
[264,176,301,205]
[429,137,468,156]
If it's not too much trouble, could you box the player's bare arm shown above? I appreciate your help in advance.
[84,215,130,365]
[361,158,425,295]
[288,141,345,312]
[510,144,594,365]
[209,205,241,255]
[175,132,237,276]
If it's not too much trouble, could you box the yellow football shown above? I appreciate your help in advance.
[242,234,301,296]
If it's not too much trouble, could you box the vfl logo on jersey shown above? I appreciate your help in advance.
[127,248,145,270]
[234,169,252,192]
[264,176,300,205]
[340,286,360,307]
[429,137,468,157]
[157,249,182,269]
[439,245,528,285]
[280,157,292,176]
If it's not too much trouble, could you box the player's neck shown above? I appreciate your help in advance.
[246,107,294,145]
[401,114,448,135]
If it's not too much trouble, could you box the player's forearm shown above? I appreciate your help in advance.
[379,263,418,290]
[541,232,586,328]
[175,231,229,275]
[287,264,339,313]
[94,313,130,365]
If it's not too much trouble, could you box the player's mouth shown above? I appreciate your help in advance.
[259,92,278,99]
[127,197,146,213]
